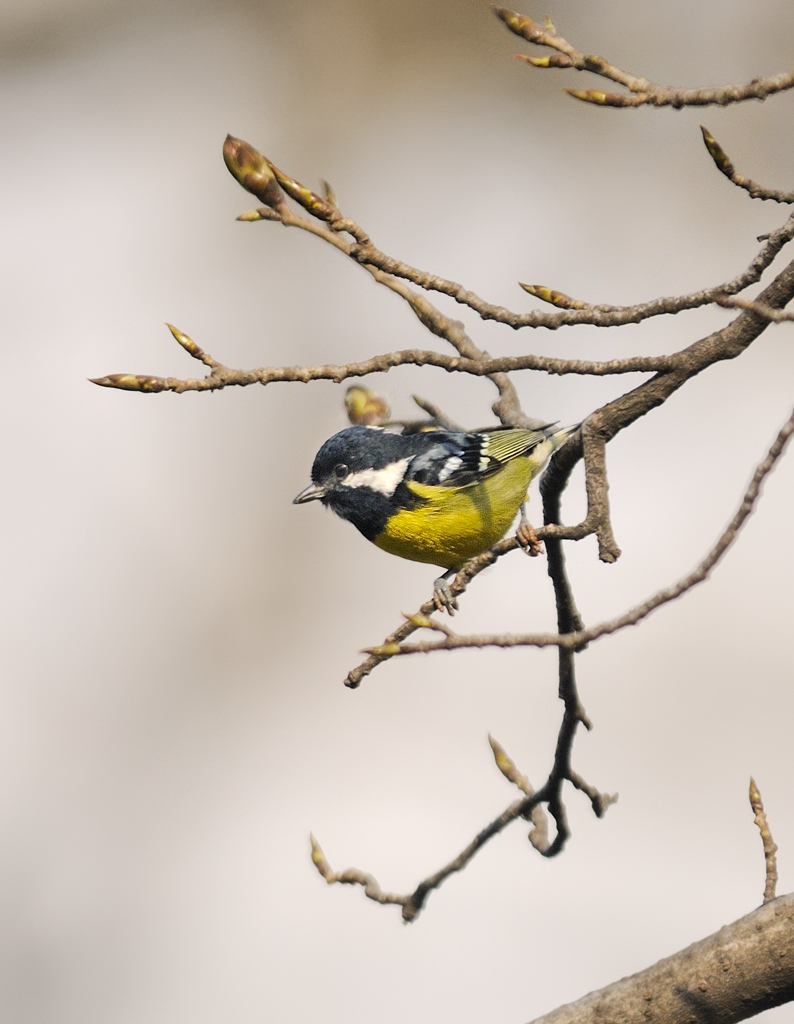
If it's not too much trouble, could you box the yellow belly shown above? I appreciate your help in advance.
[373,458,533,570]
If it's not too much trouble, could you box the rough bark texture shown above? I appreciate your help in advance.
[527,894,794,1024]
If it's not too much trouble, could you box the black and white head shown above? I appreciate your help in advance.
[292,426,419,537]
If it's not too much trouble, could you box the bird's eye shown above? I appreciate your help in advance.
[333,463,348,479]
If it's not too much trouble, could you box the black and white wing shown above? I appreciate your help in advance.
[405,428,556,488]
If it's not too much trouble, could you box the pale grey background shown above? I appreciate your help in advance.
[2,1,794,1021]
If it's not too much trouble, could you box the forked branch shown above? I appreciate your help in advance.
[91,98,794,925]
[368,405,794,656]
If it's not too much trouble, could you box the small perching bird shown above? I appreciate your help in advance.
[294,423,578,612]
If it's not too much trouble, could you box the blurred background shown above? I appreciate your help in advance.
[2,0,794,1021]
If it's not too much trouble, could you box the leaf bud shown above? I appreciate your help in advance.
[222,135,286,210]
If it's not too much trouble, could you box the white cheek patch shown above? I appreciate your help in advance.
[343,457,412,497]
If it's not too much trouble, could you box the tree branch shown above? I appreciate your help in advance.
[495,6,794,110]
[700,126,794,203]
[372,403,794,656]
[524,893,794,1024]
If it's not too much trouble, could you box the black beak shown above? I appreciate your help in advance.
[293,482,328,504]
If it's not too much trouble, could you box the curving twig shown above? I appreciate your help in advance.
[700,126,794,203]
[344,210,794,331]
[311,731,614,922]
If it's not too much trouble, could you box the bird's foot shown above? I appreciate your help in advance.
[433,571,459,615]
[516,508,543,557]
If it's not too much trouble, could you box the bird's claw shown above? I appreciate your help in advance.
[516,518,543,557]
[433,576,459,616]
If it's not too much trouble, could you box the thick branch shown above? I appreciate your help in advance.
[525,893,794,1024]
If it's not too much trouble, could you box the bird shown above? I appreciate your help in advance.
[293,422,578,613]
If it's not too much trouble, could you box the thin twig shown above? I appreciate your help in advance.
[89,338,677,394]
[714,294,794,322]
[345,210,794,331]
[701,126,794,203]
[495,7,794,109]
[310,835,408,909]
[311,722,612,921]
[749,778,778,905]
[489,735,550,849]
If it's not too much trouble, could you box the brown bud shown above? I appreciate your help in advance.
[89,374,167,392]
[492,6,542,43]
[222,135,286,210]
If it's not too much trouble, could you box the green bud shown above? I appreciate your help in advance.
[700,125,735,178]
[344,385,390,426]
[236,207,282,222]
[166,323,201,358]
[365,644,401,657]
[268,163,336,221]
[309,835,332,880]
[517,53,573,68]
[566,89,626,106]
[519,283,588,309]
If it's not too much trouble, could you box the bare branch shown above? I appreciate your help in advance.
[345,210,794,331]
[312,721,613,921]
[525,893,794,1024]
[345,533,527,687]
[89,334,677,394]
[375,403,794,656]
[88,238,794,397]
[311,788,538,921]
[495,7,794,110]
[580,424,621,563]
[310,835,408,910]
[749,778,778,905]
[714,294,794,322]
[489,735,550,850]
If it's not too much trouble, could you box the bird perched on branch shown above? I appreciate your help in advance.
[294,423,578,613]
